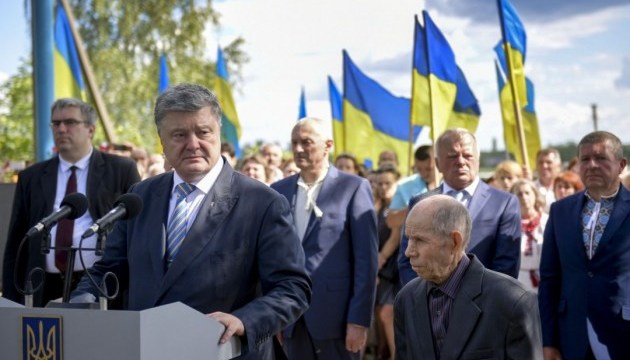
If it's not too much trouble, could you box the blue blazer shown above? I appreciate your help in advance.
[272,166,378,340]
[74,163,311,358]
[539,185,630,359]
[398,181,522,285]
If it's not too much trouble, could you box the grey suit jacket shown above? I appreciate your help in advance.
[394,255,542,360]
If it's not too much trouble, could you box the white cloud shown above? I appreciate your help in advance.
[207,0,630,153]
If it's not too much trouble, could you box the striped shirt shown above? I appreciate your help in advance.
[427,255,471,358]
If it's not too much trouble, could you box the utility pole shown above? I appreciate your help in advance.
[591,103,598,131]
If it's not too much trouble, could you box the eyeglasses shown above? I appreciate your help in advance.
[50,119,87,128]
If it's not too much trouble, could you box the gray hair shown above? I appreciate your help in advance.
[428,195,472,248]
[578,131,625,161]
[435,128,479,158]
[51,98,97,126]
[154,83,222,129]
[294,117,333,141]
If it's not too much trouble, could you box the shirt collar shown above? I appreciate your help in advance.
[427,254,471,299]
[297,163,329,189]
[172,157,224,196]
[584,185,620,203]
[59,147,93,172]
[442,176,480,197]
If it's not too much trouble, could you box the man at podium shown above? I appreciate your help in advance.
[72,83,312,359]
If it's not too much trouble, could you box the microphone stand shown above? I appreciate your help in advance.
[61,247,78,303]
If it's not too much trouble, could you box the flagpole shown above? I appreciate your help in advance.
[422,12,441,187]
[497,0,529,170]
[408,16,419,177]
[60,0,117,143]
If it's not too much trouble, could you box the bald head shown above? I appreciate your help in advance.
[404,195,471,283]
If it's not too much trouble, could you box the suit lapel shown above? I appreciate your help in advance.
[594,186,630,258]
[467,181,490,223]
[302,166,337,243]
[147,174,173,282]
[39,157,59,213]
[86,150,105,217]
[439,257,483,360]
[159,165,238,295]
[411,281,437,360]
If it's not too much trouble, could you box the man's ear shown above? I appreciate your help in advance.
[450,230,464,252]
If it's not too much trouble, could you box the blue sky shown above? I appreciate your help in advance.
[2,0,630,154]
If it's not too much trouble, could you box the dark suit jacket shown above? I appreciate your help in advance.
[398,181,522,285]
[539,185,630,359]
[394,255,542,360]
[271,166,378,340]
[73,163,311,358]
[2,150,140,306]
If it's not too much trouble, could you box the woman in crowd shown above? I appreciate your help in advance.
[493,160,523,192]
[334,153,363,176]
[373,164,401,360]
[280,157,300,178]
[238,154,269,185]
[510,179,547,292]
[553,170,584,201]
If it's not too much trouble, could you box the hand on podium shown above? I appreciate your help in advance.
[207,312,244,344]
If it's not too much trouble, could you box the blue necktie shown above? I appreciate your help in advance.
[165,183,196,267]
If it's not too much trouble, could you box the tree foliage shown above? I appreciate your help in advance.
[0,60,33,161]
[1,0,248,159]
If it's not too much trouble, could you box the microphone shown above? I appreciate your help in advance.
[82,193,143,239]
[26,193,88,237]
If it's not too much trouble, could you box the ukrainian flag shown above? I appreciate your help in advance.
[412,12,472,139]
[495,61,540,171]
[328,76,344,158]
[54,3,85,99]
[343,50,421,173]
[214,47,242,158]
[496,0,527,107]
[449,66,481,133]
[298,87,307,119]
[159,54,169,94]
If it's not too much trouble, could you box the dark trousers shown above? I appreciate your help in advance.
[283,318,360,360]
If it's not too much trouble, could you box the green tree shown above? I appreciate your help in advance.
[69,0,247,151]
[0,0,247,159]
[0,60,33,161]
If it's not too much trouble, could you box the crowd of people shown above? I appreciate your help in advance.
[2,85,630,359]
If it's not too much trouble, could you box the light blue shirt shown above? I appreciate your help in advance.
[389,174,428,210]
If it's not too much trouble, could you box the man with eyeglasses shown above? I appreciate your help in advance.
[3,98,140,307]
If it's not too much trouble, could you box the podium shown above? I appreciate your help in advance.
[0,298,240,359]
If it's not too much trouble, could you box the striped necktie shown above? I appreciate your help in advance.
[165,182,196,267]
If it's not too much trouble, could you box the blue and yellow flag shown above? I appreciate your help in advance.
[412,12,476,139]
[496,0,527,107]
[328,76,344,157]
[449,66,481,133]
[343,50,421,173]
[298,87,307,119]
[54,3,85,99]
[214,47,242,158]
[495,61,540,172]
[159,54,169,94]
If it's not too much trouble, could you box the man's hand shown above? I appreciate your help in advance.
[345,323,368,353]
[543,346,562,360]
[207,312,245,344]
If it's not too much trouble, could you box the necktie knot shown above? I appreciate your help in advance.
[175,183,195,198]
[447,189,469,204]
